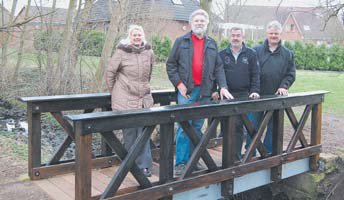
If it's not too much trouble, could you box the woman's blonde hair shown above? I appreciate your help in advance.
[118,24,147,46]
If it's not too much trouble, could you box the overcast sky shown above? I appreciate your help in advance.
[3,0,343,15]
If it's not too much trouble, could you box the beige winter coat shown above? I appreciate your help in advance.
[105,44,155,111]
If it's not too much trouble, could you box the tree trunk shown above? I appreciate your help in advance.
[200,0,213,36]
[12,0,32,86]
[1,0,17,87]
[93,0,129,92]
[67,0,94,93]
[57,0,77,94]
[45,0,57,95]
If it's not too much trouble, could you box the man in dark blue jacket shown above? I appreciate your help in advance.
[246,20,296,154]
[215,27,260,160]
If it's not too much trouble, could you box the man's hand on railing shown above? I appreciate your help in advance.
[249,92,260,100]
[211,91,220,100]
[220,88,234,100]
[275,88,288,96]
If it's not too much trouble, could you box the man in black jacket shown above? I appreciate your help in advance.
[166,9,233,175]
[215,27,260,160]
[246,20,296,154]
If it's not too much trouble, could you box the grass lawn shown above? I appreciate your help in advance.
[149,66,344,115]
[4,49,344,115]
[288,70,344,115]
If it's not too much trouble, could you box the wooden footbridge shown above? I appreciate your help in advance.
[19,90,326,200]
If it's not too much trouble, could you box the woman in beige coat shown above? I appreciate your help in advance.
[105,25,154,177]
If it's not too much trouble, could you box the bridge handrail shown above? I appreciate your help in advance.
[64,90,326,200]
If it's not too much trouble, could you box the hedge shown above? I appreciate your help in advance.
[34,31,344,71]
[285,41,344,71]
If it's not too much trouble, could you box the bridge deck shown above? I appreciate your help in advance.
[34,147,223,200]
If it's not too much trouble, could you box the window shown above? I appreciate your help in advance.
[290,24,295,31]
[285,24,295,32]
[171,0,183,5]
[303,25,310,31]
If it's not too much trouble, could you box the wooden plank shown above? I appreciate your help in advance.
[286,106,312,152]
[271,109,284,182]
[179,122,218,172]
[240,114,268,157]
[101,107,113,157]
[107,145,321,200]
[31,155,119,180]
[47,136,73,165]
[100,131,152,187]
[49,176,76,199]
[207,149,222,165]
[28,104,41,180]
[48,109,94,166]
[19,90,175,113]
[221,116,236,198]
[101,126,155,199]
[64,91,326,134]
[242,111,274,163]
[285,108,309,147]
[34,179,73,200]
[75,121,92,200]
[181,119,220,178]
[310,104,322,170]
[62,173,102,197]
[159,123,174,200]
[100,167,137,188]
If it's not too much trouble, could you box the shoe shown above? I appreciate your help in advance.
[142,168,151,177]
[174,164,186,176]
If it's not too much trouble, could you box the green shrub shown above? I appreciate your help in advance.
[328,44,344,71]
[79,30,105,57]
[34,31,62,52]
[151,35,172,62]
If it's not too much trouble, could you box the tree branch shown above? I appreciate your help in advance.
[0,11,55,31]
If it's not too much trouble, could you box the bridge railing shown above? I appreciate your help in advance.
[63,90,326,200]
[18,89,176,180]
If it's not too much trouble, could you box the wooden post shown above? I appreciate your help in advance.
[310,103,322,171]
[75,121,92,200]
[159,123,174,200]
[101,107,113,157]
[27,103,41,180]
[271,109,284,182]
[221,116,236,199]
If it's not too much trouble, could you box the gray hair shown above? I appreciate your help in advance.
[118,24,147,46]
[266,20,282,32]
[230,27,245,36]
[189,9,209,24]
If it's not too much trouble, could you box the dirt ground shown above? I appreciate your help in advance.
[0,112,343,200]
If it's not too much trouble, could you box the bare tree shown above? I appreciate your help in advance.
[12,0,32,85]
[201,0,212,35]
[45,0,57,95]
[94,0,129,92]
[1,0,17,87]
[56,0,77,94]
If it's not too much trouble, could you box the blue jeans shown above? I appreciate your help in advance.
[245,112,273,154]
[175,86,205,166]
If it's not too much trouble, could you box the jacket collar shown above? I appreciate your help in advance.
[264,39,282,53]
[183,31,212,45]
[117,43,151,53]
[226,42,247,54]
